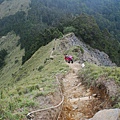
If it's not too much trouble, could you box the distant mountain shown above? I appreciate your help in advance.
[0,0,30,19]
[0,0,120,66]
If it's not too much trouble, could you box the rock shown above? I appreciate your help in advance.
[81,63,85,68]
[59,33,116,66]
[39,88,44,91]
[72,105,78,110]
[88,109,120,120]
[92,94,97,97]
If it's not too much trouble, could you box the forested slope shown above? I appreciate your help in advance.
[0,0,120,66]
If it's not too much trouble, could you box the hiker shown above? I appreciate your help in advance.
[64,54,73,63]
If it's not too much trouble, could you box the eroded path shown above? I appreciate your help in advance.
[59,62,94,120]
[26,61,111,120]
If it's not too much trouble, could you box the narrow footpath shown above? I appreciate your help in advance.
[26,61,111,120]
[59,62,95,120]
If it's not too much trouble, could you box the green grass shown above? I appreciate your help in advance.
[1,33,119,119]
[79,63,120,86]
[78,63,120,107]
[0,0,30,19]
[64,46,84,61]
[0,40,69,120]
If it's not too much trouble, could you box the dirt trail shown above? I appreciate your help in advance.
[59,62,95,120]
[26,61,111,120]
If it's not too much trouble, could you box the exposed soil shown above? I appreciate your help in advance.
[26,62,112,120]
[26,81,63,120]
[58,62,112,120]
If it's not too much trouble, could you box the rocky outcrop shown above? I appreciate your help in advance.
[59,33,116,66]
[88,109,120,120]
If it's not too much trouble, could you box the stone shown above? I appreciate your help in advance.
[88,109,120,120]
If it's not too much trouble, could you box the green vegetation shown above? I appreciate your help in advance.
[0,0,120,119]
[79,63,120,86]
[0,40,69,120]
[0,49,7,68]
[57,14,120,66]
[63,26,76,34]
[0,0,120,66]
[78,63,120,107]
[21,27,63,64]
[64,46,84,61]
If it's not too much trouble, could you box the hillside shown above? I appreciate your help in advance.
[0,32,69,119]
[0,33,120,120]
[59,33,116,66]
[0,0,120,119]
[0,0,30,19]
[0,32,24,83]
[0,0,120,66]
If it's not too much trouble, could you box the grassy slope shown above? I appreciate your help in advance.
[78,62,120,107]
[79,63,120,86]
[0,0,31,19]
[0,32,120,119]
[0,32,24,88]
[0,38,69,120]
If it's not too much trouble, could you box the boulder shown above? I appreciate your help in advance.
[89,109,120,120]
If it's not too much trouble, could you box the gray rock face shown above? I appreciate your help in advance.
[88,109,120,120]
[60,33,116,66]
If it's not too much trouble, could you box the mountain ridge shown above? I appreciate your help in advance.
[0,0,120,66]
[0,32,120,119]
[0,32,116,85]
[59,33,116,66]
[0,0,120,119]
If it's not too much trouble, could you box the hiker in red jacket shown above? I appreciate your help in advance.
[64,54,73,63]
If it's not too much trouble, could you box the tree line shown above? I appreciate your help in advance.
[0,0,120,66]
[0,49,7,68]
